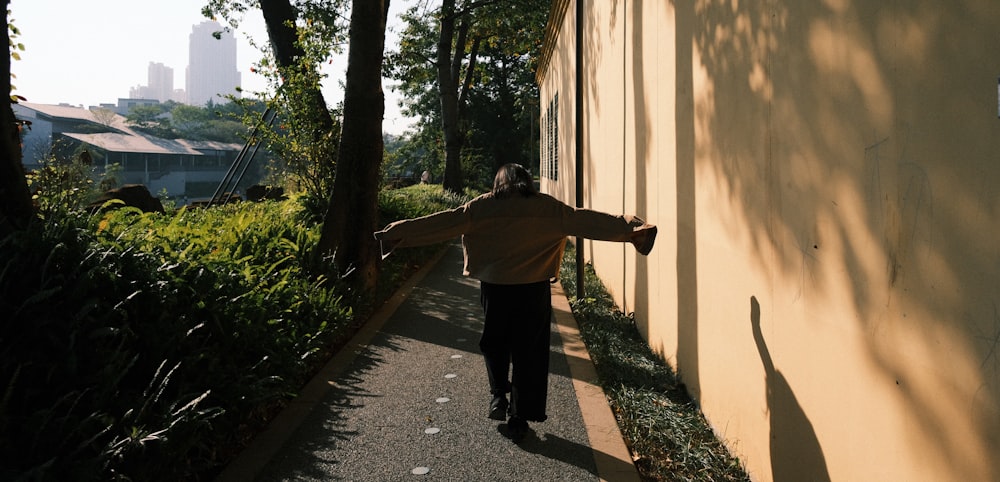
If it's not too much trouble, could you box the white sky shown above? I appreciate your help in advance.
[10,0,416,136]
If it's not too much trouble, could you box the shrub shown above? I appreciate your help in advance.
[377,182,474,224]
[1,200,349,481]
[1,184,472,481]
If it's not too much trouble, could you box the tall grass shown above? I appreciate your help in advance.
[559,244,750,481]
[0,184,470,480]
[377,182,475,224]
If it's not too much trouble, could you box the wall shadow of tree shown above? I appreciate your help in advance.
[550,0,1000,478]
[751,296,830,482]
[689,0,1000,478]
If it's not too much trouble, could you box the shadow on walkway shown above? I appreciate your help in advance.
[217,243,638,481]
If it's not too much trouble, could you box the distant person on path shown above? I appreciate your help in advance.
[374,163,657,442]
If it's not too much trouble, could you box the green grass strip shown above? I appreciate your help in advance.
[559,245,750,481]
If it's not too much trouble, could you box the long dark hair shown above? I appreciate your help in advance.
[491,163,537,199]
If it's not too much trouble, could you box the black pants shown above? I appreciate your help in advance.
[479,280,552,422]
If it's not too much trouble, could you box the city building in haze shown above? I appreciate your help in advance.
[114,97,159,116]
[129,62,176,103]
[185,21,241,107]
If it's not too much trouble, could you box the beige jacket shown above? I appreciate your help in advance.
[375,192,651,284]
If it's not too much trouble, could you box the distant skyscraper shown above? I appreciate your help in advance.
[128,84,149,100]
[128,62,176,103]
[147,62,174,102]
[186,21,241,106]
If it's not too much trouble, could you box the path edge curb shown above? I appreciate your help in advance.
[552,281,642,482]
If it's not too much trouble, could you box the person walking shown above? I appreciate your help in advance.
[374,163,656,442]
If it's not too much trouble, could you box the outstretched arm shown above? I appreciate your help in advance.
[564,207,657,255]
[373,205,472,257]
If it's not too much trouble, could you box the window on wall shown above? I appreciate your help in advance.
[552,93,558,180]
[541,93,559,181]
[540,110,548,179]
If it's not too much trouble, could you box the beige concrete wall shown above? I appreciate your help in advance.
[539,0,576,207]
[538,1,1000,480]
[580,0,628,312]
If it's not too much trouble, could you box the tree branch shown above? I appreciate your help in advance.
[450,15,471,87]
[458,35,481,110]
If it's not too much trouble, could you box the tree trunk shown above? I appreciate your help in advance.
[437,0,464,193]
[492,56,515,171]
[0,1,35,235]
[316,0,389,297]
[437,2,483,194]
[259,0,337,136]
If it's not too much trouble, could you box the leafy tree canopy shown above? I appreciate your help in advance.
[123,101,259,143]
[385,0,550,188]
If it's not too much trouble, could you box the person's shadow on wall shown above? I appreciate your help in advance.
[751,296,831,482]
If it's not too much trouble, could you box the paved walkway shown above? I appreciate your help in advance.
[216,243,639,481]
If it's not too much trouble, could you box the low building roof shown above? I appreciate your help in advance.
[62,132,241,155]
[18,102,102,122]
[17,102,243,155]
[17,101,135,135]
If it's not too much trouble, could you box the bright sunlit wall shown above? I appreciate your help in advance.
[537,1,1000,481]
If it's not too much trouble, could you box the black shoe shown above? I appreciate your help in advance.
[488,395,508,421]
[507,416,529,443]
